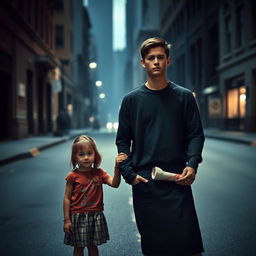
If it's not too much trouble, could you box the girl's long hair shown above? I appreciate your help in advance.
[70,135,102,169]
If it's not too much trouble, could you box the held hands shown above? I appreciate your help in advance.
[63,220,72,234]
[115,152,128,167]
[115,153,149,185]
[176,166,196,186]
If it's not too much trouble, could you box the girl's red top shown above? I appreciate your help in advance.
[65,168,111,213]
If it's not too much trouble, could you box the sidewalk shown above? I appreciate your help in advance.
[0,128,256,167]
[204,128,256,146]
[0,128,112,167]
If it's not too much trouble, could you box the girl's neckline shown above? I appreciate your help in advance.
[76,167,96,173]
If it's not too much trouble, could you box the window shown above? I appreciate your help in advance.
[225,16,232,52]
[236,5,244,48]
[227,86,246,118]
[54,0,64,11]
[227,88,239,118]
[208,24,219,76]
[55,25,64,48]
[250,0,256,40]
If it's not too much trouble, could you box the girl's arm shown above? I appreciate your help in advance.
[106,153,127,188]
[63,181,73,234]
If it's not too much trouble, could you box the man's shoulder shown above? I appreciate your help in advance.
[123,85,144,101]
[126,85,144,96]
[170,81,192,95]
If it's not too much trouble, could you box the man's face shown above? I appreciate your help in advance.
[141,47,170,77]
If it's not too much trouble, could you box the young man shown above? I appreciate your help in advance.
[116,37,204,256]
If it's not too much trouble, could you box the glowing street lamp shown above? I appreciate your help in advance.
[89,62,97,69]
[99,93,106,99]
[95,80,102,87]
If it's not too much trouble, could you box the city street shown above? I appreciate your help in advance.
[0,132,256,256]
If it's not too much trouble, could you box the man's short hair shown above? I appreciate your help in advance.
[140,37,171,59]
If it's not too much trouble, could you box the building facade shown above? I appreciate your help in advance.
[0,0,60,139]
[218,0,256,132]
[126,0,256,132]
[54,0,92,131]
[72,1,91,128]
[160,0,220,130]
[0,0,92,140]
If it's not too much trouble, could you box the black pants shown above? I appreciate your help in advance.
[132,169,204,256]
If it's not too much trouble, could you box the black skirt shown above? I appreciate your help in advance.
[132,169,204,256]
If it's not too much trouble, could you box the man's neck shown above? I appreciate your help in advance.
[145,76,168,90]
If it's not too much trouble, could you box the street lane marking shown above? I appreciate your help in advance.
[128,196,141,243]
[128,196,133,205]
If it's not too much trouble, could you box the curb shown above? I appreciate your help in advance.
[0,130,115,167]
[0,138,69,167]
[205,134,256,146]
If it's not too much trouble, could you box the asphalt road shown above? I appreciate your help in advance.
[0,133,256,256]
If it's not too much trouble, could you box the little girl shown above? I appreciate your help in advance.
[63,135,127,256]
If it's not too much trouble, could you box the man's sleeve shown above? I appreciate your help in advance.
[116,97,137,184]
[184,92,205,171]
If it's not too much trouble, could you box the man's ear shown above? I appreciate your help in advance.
[140,59,146,68]
[167,57,171,66]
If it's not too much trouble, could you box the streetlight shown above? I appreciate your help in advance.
[99,93,106,99]
[95,80,102,87]
[89,62,97,69]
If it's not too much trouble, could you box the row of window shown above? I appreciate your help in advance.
[14,0,54,49]
[224,5,245,52]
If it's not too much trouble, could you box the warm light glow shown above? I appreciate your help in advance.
[89,116,95,123]
[95,81,102,87]
[99,93,105,99]
[240,87,246,94]
[89,62,97,69]
[227,86,246,118]
[239,86,246,117]
[227,89,239,118]
[67,104,73,115]
[239,94,246,101]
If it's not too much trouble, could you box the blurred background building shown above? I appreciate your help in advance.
[0,0,255,141]
[0,0,93,140]
[0,0,60,139]
[54,0,91,130]
[126,0,256,132]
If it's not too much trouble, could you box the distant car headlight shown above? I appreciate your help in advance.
[113,122,119,130]
[106,122,113,129]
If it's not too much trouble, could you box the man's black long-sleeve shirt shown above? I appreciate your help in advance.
[116,82,205,184]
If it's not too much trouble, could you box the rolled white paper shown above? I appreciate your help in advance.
[151,166,181,181]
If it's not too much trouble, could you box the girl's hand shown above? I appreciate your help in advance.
[115,152,128,166]
[64,220,72,234]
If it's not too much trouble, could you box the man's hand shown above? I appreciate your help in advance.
[131,175,148,185]
[176,166,196,186]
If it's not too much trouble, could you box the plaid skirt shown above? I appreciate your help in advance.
[64,211,109,247]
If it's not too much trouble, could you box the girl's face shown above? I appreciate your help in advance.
[75,142,95,171]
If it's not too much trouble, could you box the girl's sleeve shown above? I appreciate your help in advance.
[99,168,111,184]
[65,171,75,183]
